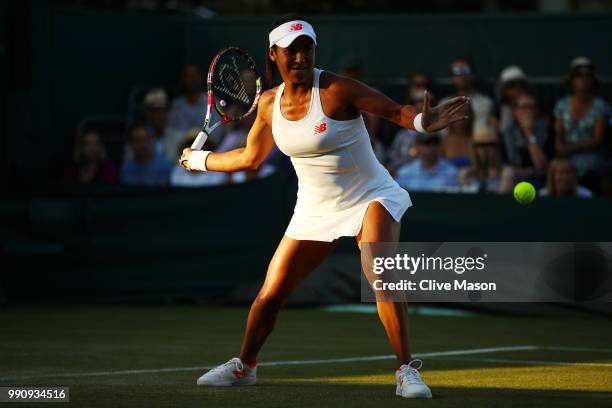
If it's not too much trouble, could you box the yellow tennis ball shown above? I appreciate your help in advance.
[513,181,536,205]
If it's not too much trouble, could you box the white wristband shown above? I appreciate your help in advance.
[413,113,427,133]
[187,150,212,171]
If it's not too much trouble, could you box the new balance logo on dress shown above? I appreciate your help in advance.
[314,122,327,134]
[290,23,303,31]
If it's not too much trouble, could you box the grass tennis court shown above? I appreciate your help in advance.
[1,307,611,407]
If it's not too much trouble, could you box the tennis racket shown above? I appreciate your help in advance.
[181,47,262,166]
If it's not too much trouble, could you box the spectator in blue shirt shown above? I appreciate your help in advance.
[395,133,459,192]
[120,124,173,186]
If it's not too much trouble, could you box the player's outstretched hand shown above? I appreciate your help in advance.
[179,148,193,171]
[421,91,470,132]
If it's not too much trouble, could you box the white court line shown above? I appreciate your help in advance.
[541,346,612,354]
[0,345,536,382]
[432,356,612,368]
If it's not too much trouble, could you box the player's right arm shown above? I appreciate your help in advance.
[181,89,276,172]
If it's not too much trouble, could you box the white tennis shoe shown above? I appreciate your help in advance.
[395,359,432,398]
[196,357,257,386]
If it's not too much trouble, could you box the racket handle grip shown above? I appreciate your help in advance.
[191,131,209,150]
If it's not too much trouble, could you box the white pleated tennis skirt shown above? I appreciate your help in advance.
[284,187,411,242]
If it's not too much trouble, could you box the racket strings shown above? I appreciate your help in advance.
[212,52,258,117]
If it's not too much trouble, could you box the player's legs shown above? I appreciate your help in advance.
[356,201,411,366]
[357,202,430,398]
[239,236,337,365]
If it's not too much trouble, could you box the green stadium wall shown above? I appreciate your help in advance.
[1,174,611,303]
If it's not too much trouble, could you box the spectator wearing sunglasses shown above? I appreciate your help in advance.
[440,58,493,168]
[553,57,609,184]
[447,58,494,131]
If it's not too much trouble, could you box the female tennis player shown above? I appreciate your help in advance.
[180,16,468,399]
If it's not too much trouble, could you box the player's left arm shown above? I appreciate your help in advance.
[334,75,470,132]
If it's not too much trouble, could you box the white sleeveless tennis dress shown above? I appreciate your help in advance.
[272,68,412,242]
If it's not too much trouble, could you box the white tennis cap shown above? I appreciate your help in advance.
[269,20,317,48]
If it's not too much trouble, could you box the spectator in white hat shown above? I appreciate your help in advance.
[143,89,182,161]
[144,89,169,141]
[497,65,531,134]
[124,89,185,162]
[553,57,609,184]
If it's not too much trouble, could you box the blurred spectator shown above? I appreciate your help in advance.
[216,106,255,153]
[439,58,492,168]
[232,164,276,184]
[459,125,514,193]
[144,89,186,161]
[65,130,118,185]
[170,129,228,187]
[440,111,473,168]
[211,107,281,183]
[497,66,531,133]
[553,57,609,182]
[120,124,173,186]
[501,93,550,182]
[539,158,593,198]
[125,89,184,162]
[447,57,494,130]
[168,64,207,134]
[405,72,434,106]
[395,133,458,192]
[144,89,171,152]
[213,111,276,183]
[339,57,386,162]
[387,72,434,176]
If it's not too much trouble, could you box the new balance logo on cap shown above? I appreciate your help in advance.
[314,122,327,134]
[269,20,317,48]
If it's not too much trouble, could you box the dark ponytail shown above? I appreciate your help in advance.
[265,13,311,88]
[265,47,277,88]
